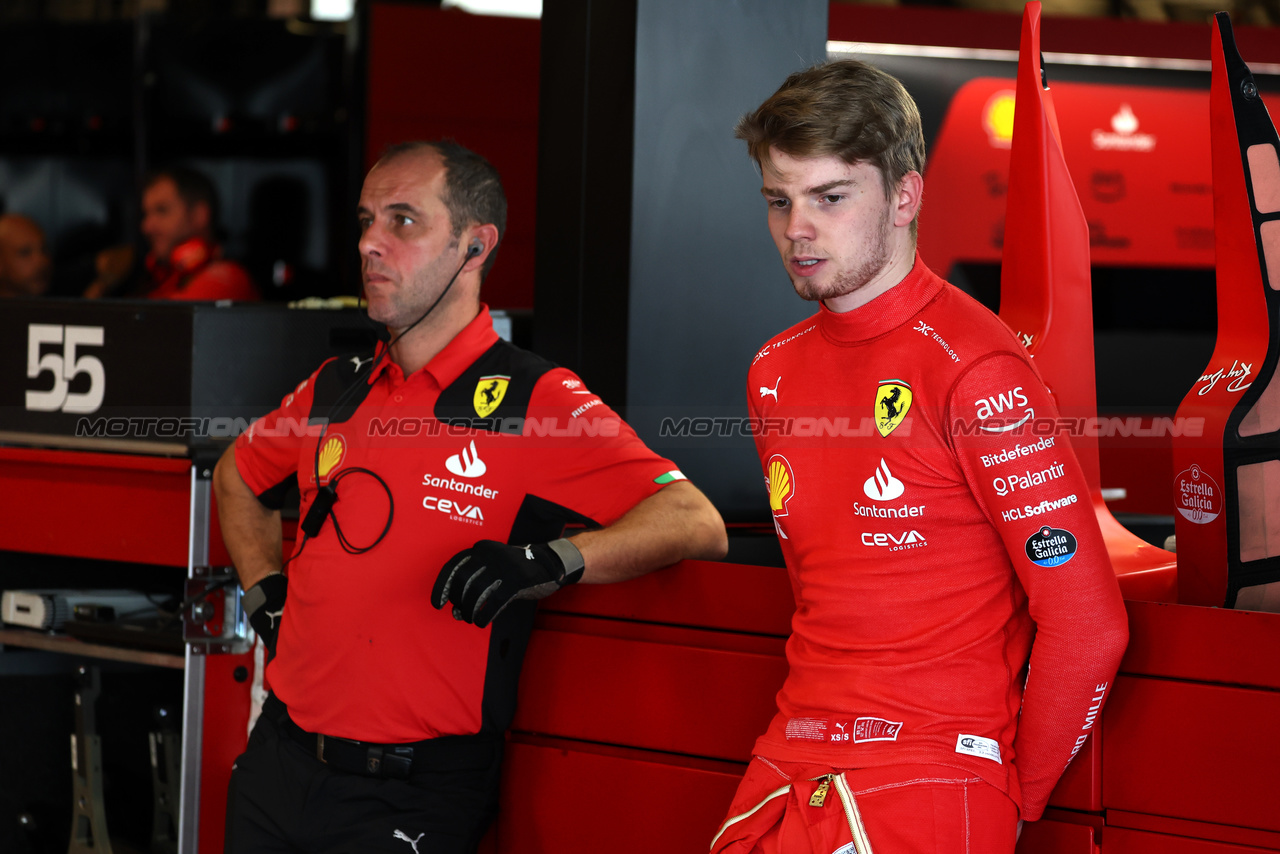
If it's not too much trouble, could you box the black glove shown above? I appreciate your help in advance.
[432,539,585,628]
[242,572,287,657]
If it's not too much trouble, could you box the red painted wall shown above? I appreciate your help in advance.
[366,3,540,310]
[829,3,1280,63]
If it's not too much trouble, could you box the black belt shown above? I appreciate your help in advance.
[264,694,498,780]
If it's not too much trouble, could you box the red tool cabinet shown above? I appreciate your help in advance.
[0,447,253,854]
[494,563,1280,854]
[4,448,1279,852]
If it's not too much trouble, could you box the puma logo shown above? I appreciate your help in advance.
[393,830,424,853]
[759,377,781,401]
[350,355,374,372]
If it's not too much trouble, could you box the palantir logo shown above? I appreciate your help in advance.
[863,458,905,501]
[446,440,486,478]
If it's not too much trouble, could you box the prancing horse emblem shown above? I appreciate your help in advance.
[875,379,913,438]
[472,374,511,418]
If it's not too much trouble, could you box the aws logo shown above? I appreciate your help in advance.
[316,433,347,482]
[975,386,1033,433]
[766,454,796,517]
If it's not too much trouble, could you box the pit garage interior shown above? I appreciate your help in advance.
[2,1,1280,852]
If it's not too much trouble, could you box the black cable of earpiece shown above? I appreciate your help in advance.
[295,240,484,554]
[378,240,481,354]
[357,239,481,356]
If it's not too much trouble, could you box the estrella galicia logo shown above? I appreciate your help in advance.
[1024,526,1078,568]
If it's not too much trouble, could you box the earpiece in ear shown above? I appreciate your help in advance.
[467,239,484,259]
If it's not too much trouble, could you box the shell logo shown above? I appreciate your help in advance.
[982,90,1016,149]
[317,433,347,481]
[766,454,796,517]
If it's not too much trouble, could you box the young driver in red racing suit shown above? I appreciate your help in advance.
[711,60,1129,854]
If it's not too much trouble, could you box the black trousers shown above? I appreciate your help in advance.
[225,707,503,854]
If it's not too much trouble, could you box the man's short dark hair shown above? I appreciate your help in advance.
[144,165,221,227]
[378,140,508,281]
[735,60,926,237]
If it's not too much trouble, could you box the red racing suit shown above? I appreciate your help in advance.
[741,256,1128,822]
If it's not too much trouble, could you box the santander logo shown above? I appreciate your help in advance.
[1092,103,1156,152]
[863,458,905,501]
[445,440,486,478]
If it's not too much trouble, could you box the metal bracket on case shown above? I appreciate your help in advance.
[183,566,250,655]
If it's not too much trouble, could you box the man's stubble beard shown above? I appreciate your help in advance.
[366,240,461,331]
[790,208,893,303]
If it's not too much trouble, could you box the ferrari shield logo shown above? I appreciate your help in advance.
[875,379,912,437]
[473,375,510,417]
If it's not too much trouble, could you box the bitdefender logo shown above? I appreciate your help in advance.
[445,440,486,478]
[863,458,905,501]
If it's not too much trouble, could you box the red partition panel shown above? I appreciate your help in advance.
[544,559,794,636]
[1109,812,1280,851]
[1047,720,1103,812]
[1103,676,1280,834]
[1104,827,1279,853]
[512,622,785,763]
[0,448,192,565]
[1122,600,1280,691]
[498,737,744,854]
[1016,818,1097,854]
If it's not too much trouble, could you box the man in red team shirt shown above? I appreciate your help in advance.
[214,141,727,852]
[711,61,1128,854]
[84,166,258,301]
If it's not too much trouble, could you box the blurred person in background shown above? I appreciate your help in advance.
[0,214,52,298]
[84,165,259,301]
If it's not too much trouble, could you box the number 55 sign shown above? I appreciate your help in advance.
[26,324,106,414]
